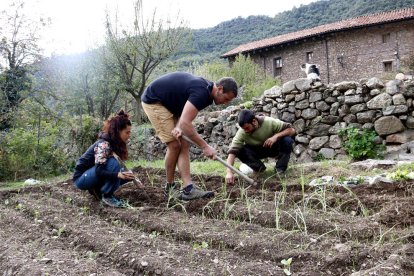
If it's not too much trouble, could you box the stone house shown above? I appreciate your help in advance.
[221,8,414,83]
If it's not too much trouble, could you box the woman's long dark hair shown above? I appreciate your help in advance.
[100,110,131,160]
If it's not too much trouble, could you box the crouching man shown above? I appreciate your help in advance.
[225,109,296,185]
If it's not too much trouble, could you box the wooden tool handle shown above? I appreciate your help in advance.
[181,135,256,186]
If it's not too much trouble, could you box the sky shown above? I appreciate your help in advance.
[0,0,318,56]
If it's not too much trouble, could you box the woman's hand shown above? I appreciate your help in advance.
[118,170,135,181]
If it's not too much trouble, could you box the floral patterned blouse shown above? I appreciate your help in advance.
[73,138,119,182]
[94,140,113,164]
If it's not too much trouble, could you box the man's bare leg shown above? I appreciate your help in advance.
[176,139,192,186]
[165,140,181,183]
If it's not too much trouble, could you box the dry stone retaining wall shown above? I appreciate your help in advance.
[135,75,414,163]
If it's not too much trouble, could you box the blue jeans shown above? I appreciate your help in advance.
[236,136,294,172]
[74,157,127,196]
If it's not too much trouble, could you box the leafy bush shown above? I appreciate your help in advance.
[69,115,102,156]
[0,126,70,181]
[240,101,253,109]
[244,76,280,101]
[387,168,411,181]
[192,54,280,102]
[191,60,228,82]
[338,127,385,160]
[0,111,103,181]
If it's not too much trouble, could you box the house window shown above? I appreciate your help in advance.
[306,52,313,62]
[383,61,392,72]
[382,33,390,43]
[273,57,282,77]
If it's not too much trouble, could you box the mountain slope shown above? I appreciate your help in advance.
[186,0,414,61]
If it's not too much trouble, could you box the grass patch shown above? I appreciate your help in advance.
[0,173,72,192]
[0,181,26,191]
[128,159,253,176]
[127,159,165,170]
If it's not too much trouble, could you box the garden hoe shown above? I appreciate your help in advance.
[181,135,257,186]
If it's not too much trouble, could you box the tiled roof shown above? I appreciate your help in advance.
[221,7,414,58]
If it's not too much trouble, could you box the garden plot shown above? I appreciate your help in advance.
[1,165,413,275]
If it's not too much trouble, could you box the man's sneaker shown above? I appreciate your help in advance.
[88,187,102,201]
[102,195,126,208]
[179,185,214,201]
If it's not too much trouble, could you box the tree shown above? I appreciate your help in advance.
[0,0,47,129]
[105,0,190,122]
[37,50,123,120]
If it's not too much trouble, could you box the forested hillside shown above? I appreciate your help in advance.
[1,0,414,181]
[181,0,414,63]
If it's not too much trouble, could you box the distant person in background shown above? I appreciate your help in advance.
[141,71,238,200]
[225,109,296,185]
[73,110,135,208]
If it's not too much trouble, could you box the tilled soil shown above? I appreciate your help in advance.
[1,166,414,275]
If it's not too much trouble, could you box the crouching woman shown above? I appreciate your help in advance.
[72,110,135,208]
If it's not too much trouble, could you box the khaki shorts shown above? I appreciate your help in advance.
[142,102,177,143]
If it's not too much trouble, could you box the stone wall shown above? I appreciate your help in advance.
[134,75,414,162]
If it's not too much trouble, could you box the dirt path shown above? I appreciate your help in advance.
[1,166,413,275]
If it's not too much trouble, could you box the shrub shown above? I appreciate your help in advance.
[69,115,102,156]
[0,126,70,181]
[193,55,280,102]
[338,127,385,160]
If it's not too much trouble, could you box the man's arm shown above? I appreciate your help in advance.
[174,100,216,158]
[225,153,236,184]
[263,127,296,148]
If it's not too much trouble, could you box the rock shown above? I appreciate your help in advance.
[309,136,329,150]
[301,108,319,120]
[296,99,310,109]
[295,78,313,91]
[40,258,52,263]
[395,73,405,80]
[141,261,148,267]
[282,80,297,94]
[374,116,405,136]
[385,80,403,95]
[309,92,323,102]
[263,85,282,98]
[356,110,376,123]
[350,159,399,170]
[392,94,406,105]
[385,130,414,144]
[344,94,364,105]
[366,77,384,89]
[334,243,351,253]
[309,175,334,186]
[368,176,394,185]
[406,116,414,128]
[319,148,336,159]
[382,105,408,116]
[366,93,392,109]
[306,124,331,137]
[334,81,358,91]
[329,135,342,149]
[293,144,306,155]
[295,134,309,144]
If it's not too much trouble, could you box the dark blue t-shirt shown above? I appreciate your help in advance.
[141,72,214,116]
